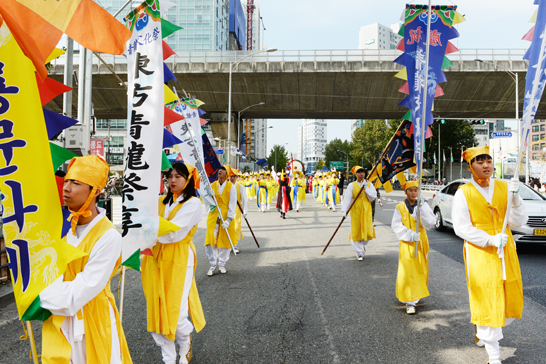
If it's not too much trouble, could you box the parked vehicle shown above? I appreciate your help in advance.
[431,179,546,244]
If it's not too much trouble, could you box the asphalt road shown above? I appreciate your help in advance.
[1,191,546,363]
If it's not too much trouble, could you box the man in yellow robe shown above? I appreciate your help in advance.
[290,170,306,211]
[40,155,132,364]
[229,170,248,253]
[340,166,376,260]
[453,146,527,364]
[257,172,268,212]
[204,165,237,275]
[391,181,435,314]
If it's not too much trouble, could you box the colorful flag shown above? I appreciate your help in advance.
[0,0,131,80]
[394,5,461,175]
[202,132,222,181]
[0,23,86,320]
[121,0,164,270]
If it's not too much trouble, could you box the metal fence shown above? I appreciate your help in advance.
[48,48,528,72]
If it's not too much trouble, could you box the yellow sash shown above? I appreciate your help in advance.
[348,181,375,242]
[395,203,430,302]
[42,217,132,364]
[141,196,206,340]
[460,180,523,327]
[205,181,237,249]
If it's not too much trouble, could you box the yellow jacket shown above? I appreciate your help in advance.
[348,181,375,242]
[205,181,237,249]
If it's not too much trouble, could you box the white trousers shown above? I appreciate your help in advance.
[351,240,369,256]
[205,245,231,268]
[402,299,419,307]
[260,202,266,212]
[477,318,515,363]
[294,201,302,211]
[151,250,195,364]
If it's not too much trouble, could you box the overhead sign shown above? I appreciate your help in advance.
[491,131,512,138]
[330,161,344,169]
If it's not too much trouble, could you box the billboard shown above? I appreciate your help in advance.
[229,0,246,50]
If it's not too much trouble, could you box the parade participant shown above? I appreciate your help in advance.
[313,173,320,200]
[323,172,331,208]
[328,171,340,212]
[452,146,527,364]
[40,155,132,364]
[340,166,377,261]
[290,170,306,212]
[229,170,248,253]
[257,172,268,212]
[266,172,277,210]
[276,170,293,219]
[390,180,435,315]
[319,174,327,206]
[338,173,345,201]
[204,165,237,275]
[142,162,206,364]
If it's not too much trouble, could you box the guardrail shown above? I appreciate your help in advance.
[421,184,444,191]
[48,48,528,72]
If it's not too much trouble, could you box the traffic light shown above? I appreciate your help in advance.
[470,120,485,125]
[441,119,445,124]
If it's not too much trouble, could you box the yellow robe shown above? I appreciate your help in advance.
[141,196,206,341]
[460,180,523,327]
[290,179,306,202]
[395,203,430,303]
[328,177,340,205]
[348,181,376,242]
[258,179,268,204]
[318,180,325,203]
[267,179,277,203]
[205,180,237,249]
[234,182,244,240]
[42,217,132,364]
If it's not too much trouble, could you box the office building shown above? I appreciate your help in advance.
[244,1,262,50]
[229,0,246,50]
[301,119,327,172]
[530,119,546,160]
[241,118,268,159]
[473,124,490,148]
[296,125,304,161]
[95,119,127,165]
[358,23,402,50]
[351,119,365,135]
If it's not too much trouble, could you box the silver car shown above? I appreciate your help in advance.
[431,179,546,244]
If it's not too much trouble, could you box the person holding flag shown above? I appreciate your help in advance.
[452,146,527,364]
[204,165,237,275]
[141,162,206,364]
[340,166,377,261]
[229,170,248,253]
[39,155,132,364]
[390,180,436,315]
[290,170,306,212]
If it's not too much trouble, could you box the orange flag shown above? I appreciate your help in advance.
[0,0,131,80]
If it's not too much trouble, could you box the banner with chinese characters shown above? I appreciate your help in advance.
[0,23,86,320]
[394,5,462,175]
[122,0,164,267]
[168,99,216,206]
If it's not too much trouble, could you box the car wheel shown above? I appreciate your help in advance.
[435,208,446,231]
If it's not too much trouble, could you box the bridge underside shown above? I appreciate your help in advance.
[47,60,540,120]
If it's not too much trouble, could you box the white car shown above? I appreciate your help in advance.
[431,179,546,244]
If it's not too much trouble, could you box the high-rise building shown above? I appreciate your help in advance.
[244,1,262,50]
[530,119,546,160]
[242,118,268,159]
[351,119,365,135]
[301,119,327,172]
[296,125,304,161]
[229,0,246,50]
[358,23,402,50]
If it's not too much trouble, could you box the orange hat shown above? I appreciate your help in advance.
[64,155,109,235]
[223,165,235,177]
[185,164,201,189]
[351,165,365,176]
[401,180,420,190]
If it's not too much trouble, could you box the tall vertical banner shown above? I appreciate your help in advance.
[0,23,85,320]
[122,0,164,268]
[521,0,546,152]
[395,5,461,175]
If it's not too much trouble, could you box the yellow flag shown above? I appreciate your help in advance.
[394,67,408,81]
[0,24,86,320]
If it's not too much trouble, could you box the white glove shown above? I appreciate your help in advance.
[411,232,421,242]
[342,211,347,218]
[243,213,248,218]
[509,178,520,194]
[487,233,508,248]
[222,219,231,229]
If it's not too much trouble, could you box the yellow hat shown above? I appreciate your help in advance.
[186,164,201,189]
[351,165,365,176]
[223,165,235,177]
[462,146,490,164]
[401,181,420,190]
[65,155,109,235]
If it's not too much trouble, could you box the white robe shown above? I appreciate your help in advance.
[40,208,122,364]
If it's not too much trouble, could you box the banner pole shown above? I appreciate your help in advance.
[119,266,127,323]
[25,321,39,364]
[414,1,433,259]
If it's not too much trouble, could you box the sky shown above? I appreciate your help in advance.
[261,0,538,156]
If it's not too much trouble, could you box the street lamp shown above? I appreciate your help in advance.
[336,149,349,176]
[227,48,277,165]
[237,102,265,168]
[475,59,524,181]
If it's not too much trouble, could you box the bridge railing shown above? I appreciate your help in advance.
[48,49,528,72]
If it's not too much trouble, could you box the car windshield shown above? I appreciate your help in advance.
[520,185,546,201]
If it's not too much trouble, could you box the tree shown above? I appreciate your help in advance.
[324,138,351,172]
[350,119,400,166]
[267,144,289,172]
[316,159,326,171]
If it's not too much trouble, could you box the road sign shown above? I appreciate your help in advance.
[330,161,344,169]
[491,131,512,138]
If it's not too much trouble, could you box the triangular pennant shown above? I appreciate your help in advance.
[441,56,454,70]
[164,84,178,104]
[158,216,181,236]
[141,249,153,256]
[162,40,177,60]
[195,99,205,107]
[524,47,531,61]
[54,175,64,206]
[448,26,460,41]
[35,74,72,106]
[398,95,411,108]
[163,62,177,83]
[45,47,66,64]
[445,41,459,55]
[523,25,535,42]
[530,8,538,23]
[435,84,444,97]
[61,207,72,239]
[453,11,466,25]
[383,180,393,193]
[49,143,77,171]
[122,249,141,270]
[161,150,172,170]
[398,24,405,36]
[425,125,433,139]
[199,118,208,126]
[43,109,79,140]
[398,81,409,95]
[396,171,407,186]
[175,152,184,162]
[198,108,206,117]
[394,68,407,80]
[402,109,412,121]
[161,19,183,38]
[163,129,183,149]
[396,39,405,52]
[164,106,184,127]
[393,53,406,66]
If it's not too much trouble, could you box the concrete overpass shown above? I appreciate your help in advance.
[47,49,534,121]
